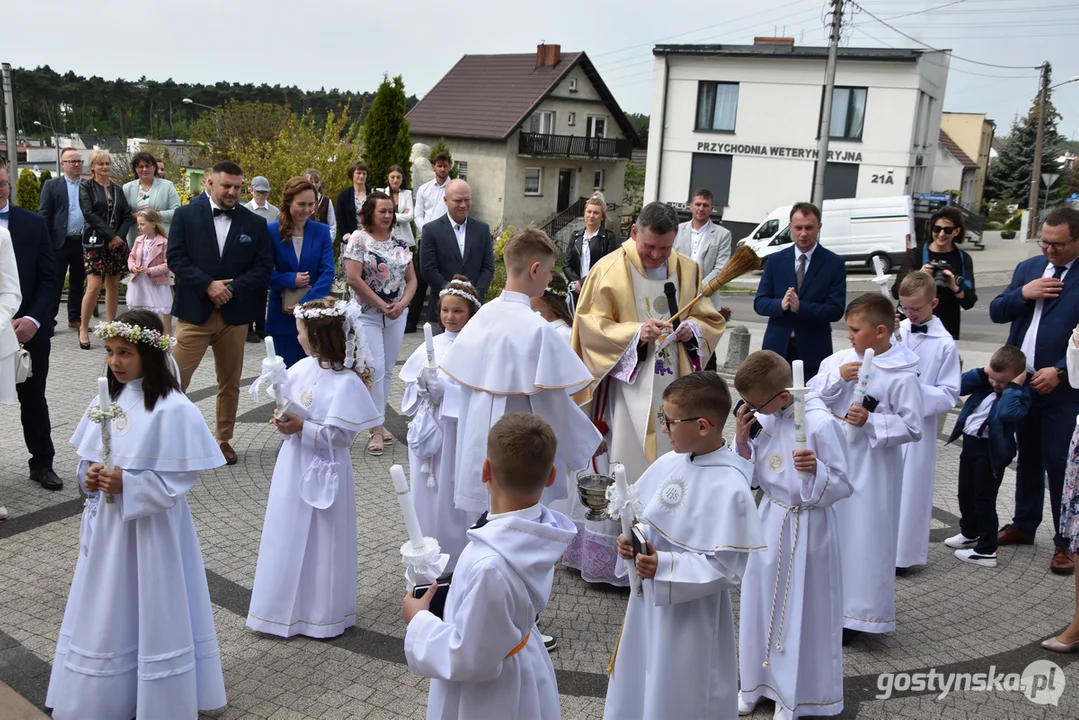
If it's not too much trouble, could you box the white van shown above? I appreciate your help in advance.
[738,196,916,272]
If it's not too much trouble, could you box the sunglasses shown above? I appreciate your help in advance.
[932,225,958,235]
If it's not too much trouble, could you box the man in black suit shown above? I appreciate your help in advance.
[38,147,87,329]
[419,179,495,328]
[0,165,63,490]
[167,160,273,465]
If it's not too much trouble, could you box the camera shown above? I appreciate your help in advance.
[928,260,951,288]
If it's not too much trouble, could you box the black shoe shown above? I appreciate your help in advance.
[246,330,261,344]
[92,305,100,318]
[895,566,909,577]
[842,629,862,646]
[404,325,418,334]
[31,468,64,491]
[541,633,557,652]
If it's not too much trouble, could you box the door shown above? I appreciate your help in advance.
[557,169,573,212]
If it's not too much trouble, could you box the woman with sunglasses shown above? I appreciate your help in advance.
[892,206,976,339]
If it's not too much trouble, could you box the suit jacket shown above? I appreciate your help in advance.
[7,206,59,341]
[166,194,274,326]
[127,234,170,285]
[79,180,132,243]
[674,220,732,310]
[947,368,1031,476]
[38,177,79,249]
[382,187,416,247]
[336,186,369,242]
[563,226,619,287]
[754,243,846,378]
[990,255,1079,403]
[266,220,335,334]
[419,215,496,300]
[122,177,181,243]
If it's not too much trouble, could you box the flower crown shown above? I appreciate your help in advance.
[93,322,175,352]
[292,300,347,319]
[438,281,481,309]
[292,299,373,374]
[545,285,568,298]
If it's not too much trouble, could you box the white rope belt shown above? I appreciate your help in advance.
[762,496,808,668]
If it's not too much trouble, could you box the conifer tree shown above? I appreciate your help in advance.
[362,75,412,189]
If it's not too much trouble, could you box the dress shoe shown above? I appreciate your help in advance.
[842,628,862,646]
[67,320,80,329]
[997,524,1034,546]
[1050,547,1075,575]
[31,468,64,491]
[1041,636,1079,653]
[0,502,8,520]
[219,442,238,466]
[92,305,100,318]
[246,330,261,344]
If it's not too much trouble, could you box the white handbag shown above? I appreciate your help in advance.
[14,345,31,384]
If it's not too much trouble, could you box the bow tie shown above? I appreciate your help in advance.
[212,207,234,217]
[471,511,489,530]
[910,323,928,334]
[0,210,9,220]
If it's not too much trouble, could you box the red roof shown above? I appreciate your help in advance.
[939,130,978,169]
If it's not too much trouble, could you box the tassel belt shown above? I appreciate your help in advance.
[761,496,809,668]
[505,631,530,659]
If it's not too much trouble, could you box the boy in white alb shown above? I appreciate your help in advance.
[808,293,923,642]
[403,413,577,720]
[895,272,961,571]
[604,372,765,720]
[734,351,852,720]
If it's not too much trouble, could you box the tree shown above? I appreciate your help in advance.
[361,75,412,189]
[39,170,52,183]
[428,138,459,179]
[15,169,40,212]
[625,112,650,146]
[189,100,292,166]
[622,162,645,215]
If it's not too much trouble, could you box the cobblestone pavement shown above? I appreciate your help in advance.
[1,321,1076,719]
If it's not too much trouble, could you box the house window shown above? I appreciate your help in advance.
[525,167,542,195]
[174,147,184,155]
[457,161,468,180]
[529,111,555,135]
[689,153,732,206]
[695,82,739,133]
[593,169,605,190]
[586,116,607,138]
[567,112,576,127]
[829,87,867,141]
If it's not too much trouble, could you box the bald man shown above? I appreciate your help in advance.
[418,179,495,325]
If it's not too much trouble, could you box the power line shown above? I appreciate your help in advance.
[879,0,968,20]
[852,25,1037,79]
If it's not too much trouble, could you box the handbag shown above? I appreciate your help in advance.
[282,288,307,312]
[81,182,116,250]
[14,345,31,384]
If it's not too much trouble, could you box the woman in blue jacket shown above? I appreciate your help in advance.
[267,177,335,367]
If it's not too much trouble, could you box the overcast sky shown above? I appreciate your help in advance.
[7,0,1078,141]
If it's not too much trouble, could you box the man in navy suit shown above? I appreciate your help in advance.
[0,165,63,492]
[419,179,495,328]
[167,160,273,465]
[753,202,847,378]
[990,207,1079,574]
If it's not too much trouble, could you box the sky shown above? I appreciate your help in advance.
[7,0,1079,140]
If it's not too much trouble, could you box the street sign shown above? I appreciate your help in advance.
[1043,173,1061,188]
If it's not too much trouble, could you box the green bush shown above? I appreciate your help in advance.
[39,170,52,183]
[15,169,40,212]
[1003,211,1023,233]
[486,262,507,302]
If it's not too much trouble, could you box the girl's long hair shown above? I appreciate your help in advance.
[540,272,574,325]
[106,309,180,411]
[137,208,167,239]
[277,177,317,240]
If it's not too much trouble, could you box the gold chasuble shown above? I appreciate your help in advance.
[571,240,725,475]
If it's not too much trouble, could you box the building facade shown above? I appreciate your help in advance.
[644,39,950,237]
[934,129,978,202]
[939,112,994,210]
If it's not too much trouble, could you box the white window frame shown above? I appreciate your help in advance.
[567,112,576,127]
[593,169,605,191]
[524,167,543,196]
[529,111,555,135]
[457,160,468,180]
[586,115,607,138]
[568,78,578,93]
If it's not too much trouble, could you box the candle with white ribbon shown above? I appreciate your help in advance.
[265,336,277,363]
[423,323,436,367]
[846,348,875,443]
[98,378,114,472]
[391,464,426,551]
[612,463,640,596]
[263,337,287,414]
[789,360,810,481]
[872,256,901,343]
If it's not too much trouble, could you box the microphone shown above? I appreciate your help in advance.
[664,281,699,364]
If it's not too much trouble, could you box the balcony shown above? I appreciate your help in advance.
[518,132,632,160]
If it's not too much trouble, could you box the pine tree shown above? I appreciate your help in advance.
[361,75,412,189]
[39,169,52,183]
[985,79,1067,206]
[428,138,460,180]
[15,169,41,212]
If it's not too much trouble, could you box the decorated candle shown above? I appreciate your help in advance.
[846,348,876,443]
[265,336,277,361]
[97,377,110,412]
[789,360,809,481]
[423,323,436,366]
[612,463,640,596]
[391,464,426,551]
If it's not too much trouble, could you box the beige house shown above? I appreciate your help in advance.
[406,44,640,233]
[939,112,995,210]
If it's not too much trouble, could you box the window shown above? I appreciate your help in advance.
[689,153,732,206]
[525,167,542,195]
[174,147,184,155]
[567,112,576,127]
[586,115,607,138]
[695,82,739,132]
[813,161,860,200]
[593,169,605,190]
[529,111,555,134]
[457,161,468,180]
[829,87,867,141]
[569,78,578,93]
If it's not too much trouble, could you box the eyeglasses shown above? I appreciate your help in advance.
[1038,239,1077,251]
[659,409,713,432]
[899,299,934,314]
[62,159,83,164]
[932,225,958,235]
[743,390,785,413]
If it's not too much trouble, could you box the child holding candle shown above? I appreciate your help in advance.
[808,293,923,643]
[46,311,227,720]
[734,351,852,720]
[399,275,483,570]
[246,298,380,638]
[604,373,765,720]
[402,413,577,720]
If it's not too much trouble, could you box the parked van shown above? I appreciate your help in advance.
[738,196,916,272]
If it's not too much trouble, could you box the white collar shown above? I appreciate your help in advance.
[208,197,224,212]
[499,289,531,306]
[488,503,543,521]
[688,442,728,463]
[692,220,711,233]
[65,175,81,184]
[433,177,449,189]
[0,201,8,213]
[796,243,817,260]
[450,217,467,229]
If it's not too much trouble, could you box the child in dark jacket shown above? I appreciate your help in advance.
[944,345,1031,567]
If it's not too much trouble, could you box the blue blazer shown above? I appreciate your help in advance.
[990,256,1079,403]
[753,244,847,377]
[947,368,1032,476]
[266,219,335,334]
[7,206,59,339]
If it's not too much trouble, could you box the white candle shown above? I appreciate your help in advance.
[789,360,809,481]
[265,336,277,361]
[391,464,426,551]
[423,323,436,366]
[613,463,640,595]
[792,360,805,389]
[847,348,876,442]
[97,377,110,411]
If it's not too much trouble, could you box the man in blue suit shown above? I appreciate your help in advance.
[753,202,847,378]
[990,207,1079,574]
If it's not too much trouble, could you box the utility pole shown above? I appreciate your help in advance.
[812,0,844,206]
[1027,61,1050,239]
[1,63,17,205]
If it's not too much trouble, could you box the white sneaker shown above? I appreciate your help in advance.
[0,502,7,520]
[737,692,756,716]
[955,548,998,567]
[773,705,793,720]
[944,533,977,549]
[541,633,556,652]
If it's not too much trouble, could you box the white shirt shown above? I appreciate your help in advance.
[208,198,232,255]
[0,201,8,230]
[1020,259,1074,372]
[486,503,543,522]
[415,177,450,232]
[691,221,709,263]
[581,230,596,279]
[795,243,817,274]
[452,219,467,257]
[962,392,997,438]
[292,235,304,261]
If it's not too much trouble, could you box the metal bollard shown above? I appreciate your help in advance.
[722,325,751,374]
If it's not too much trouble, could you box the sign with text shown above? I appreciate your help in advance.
[695,141,863,164]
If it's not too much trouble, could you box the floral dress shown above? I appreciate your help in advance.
[343,231,412,314]
[1061,426,1079,552]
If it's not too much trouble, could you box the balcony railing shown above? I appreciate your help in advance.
[518,132,632,160]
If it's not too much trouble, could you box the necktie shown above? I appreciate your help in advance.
[978,391,1002,437]
[796,254,807,291]
[911,324,928,334]
[213,207,233,217]
[1054,265,1067,280]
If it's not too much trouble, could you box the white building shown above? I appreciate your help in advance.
[933,129,978,201]
[644,39,950,237]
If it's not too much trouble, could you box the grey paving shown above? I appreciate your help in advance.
[0,319,1077,719]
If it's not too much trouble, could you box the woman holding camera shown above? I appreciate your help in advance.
[892,206,976,339]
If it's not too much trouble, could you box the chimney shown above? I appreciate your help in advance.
[536,43,562,68]
[753,37,795,46]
